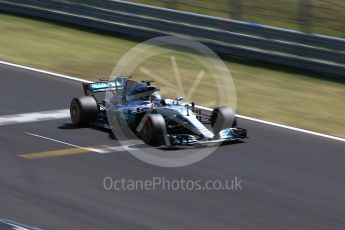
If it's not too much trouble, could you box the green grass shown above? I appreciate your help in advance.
[131,0,345,38]
[1,13,345,138]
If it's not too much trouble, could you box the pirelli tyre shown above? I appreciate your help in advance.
[211,106,237,134]
[70,96,98,127]
[140,114,166,146]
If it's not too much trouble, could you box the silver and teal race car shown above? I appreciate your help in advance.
[70,77,247,147]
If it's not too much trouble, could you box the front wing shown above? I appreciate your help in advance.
[167,127,247,147]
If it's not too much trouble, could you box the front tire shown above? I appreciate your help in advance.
[70,96,98,127]
[140,114,166,146]
[211,106,237,134]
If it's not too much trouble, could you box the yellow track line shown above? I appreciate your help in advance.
[18,147,97,159]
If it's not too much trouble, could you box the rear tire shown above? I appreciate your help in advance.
[211,106,237,134]
[140,114,166,146]
[70,96,98,127]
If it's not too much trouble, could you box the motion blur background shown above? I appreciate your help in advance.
[132,0,345,37]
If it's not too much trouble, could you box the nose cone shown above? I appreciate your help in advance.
[184,115,214,139]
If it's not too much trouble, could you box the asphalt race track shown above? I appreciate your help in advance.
[0,62,344,230]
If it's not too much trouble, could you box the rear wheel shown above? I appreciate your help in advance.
[211,106,237,134]
[140,114,166,146]
[70,96,98,127]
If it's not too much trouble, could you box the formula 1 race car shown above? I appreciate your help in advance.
[70,77,247,147]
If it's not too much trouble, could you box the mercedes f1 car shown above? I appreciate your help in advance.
[70,77,247,147]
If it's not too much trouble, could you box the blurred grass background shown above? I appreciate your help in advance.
[0,13,344,137]
[131,0,345,38]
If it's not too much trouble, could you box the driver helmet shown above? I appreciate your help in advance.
[149,91,162,105]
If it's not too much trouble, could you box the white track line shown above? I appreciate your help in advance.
[236,115,345,143]
[25,132,139,153]
[0,219,42,230]
[0,60,92,83]
[25,132,107,153]
[195,104,345,143]
[0,109,70,126]
[1,60,344,143]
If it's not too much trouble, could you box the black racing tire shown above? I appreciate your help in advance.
[70,96,98,127]
[140,114,166,146]
[211,106,237,134]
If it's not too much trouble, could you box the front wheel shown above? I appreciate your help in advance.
[140,114,166,146]
[211,106,237,134]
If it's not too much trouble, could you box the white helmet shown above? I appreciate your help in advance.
[149,91,162,102]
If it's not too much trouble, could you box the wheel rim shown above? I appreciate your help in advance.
[211,110,218,126]
[71,105,79,124]
[142,121,152,144]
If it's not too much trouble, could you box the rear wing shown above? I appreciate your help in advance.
[83,78,125,96]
